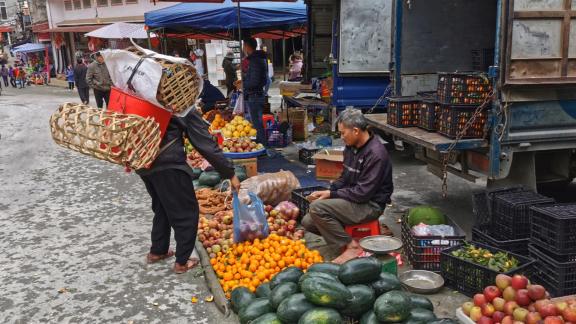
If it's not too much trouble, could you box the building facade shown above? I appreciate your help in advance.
[0,0,22,46]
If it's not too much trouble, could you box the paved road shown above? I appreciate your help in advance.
[0,86,234,324]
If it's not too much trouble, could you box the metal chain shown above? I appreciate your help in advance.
[441,90,494,198]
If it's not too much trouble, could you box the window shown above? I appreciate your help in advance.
[97,0,108,7]
[0,1,7,20]
[111,0,123,5]
[73,0,82,9]
[64,0,73,11]
[83,0,91,8]
[126,0,138,3]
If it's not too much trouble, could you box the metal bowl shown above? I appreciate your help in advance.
[398,270,445,294]
[359,235,403,255]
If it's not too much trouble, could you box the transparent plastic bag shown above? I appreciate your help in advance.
[233,192,269,243]
[239,171,300,206]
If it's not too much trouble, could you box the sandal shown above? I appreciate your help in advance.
[146,249,175,264]
[173,258,200,274]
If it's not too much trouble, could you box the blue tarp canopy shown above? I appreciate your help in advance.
[13,43,48,54]
[145,0,306,34]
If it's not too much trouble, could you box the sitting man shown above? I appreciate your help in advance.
[302,108,394,264]
[199,79,225,113]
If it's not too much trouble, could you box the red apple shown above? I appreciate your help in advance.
[511,274,529,290]
[536,300,552,313]
[501,315,514,324]
[496,274,513,290]
[503,286,517,302]
[516,289,532,306]
[556,301,568,312]
[493,297,506,311]
[504,301,519,315]
[470,306,483,322]
[540,303,559,318]
[484,286,502,302]
[474,293,488,307]
[544,316,565,324]
[563,304,576,322]
[482,303,495,317]
[493,311,506,323]
[462,302,474,315]
[526,312,543,324]
[528,284,547,301]
[477,316,494,324]
[513,307,529,322]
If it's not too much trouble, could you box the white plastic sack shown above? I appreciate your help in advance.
[101,43,202,117]
[233,92,244,115]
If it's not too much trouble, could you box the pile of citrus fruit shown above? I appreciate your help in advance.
[222,116,257,139]
[210,234,323,297]
[208,113,229,132]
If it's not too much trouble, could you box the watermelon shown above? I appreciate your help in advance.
[370,272,402,296]
[359,311,379,324]
[256,282,272,298]
[373,291,411,323]
[250,313,282,324]
[277,293,316,324]
[298,271,338,289]
[307,262,341,276]
[230,286,255,314]
[269,266,304,289]
[269,282,299,309]
[300,277,352,308]
[406,308,437,323]
[408,294,434,311]
[198,171,221,187]
[338,257,382,285]
[298,308,343,324]
[407,206,446,227]
[238,298,273,324]
[340,284,376,318]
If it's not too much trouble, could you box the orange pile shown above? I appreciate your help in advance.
[210,234,323,297]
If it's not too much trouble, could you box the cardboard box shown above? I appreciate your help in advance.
[313,149,344,181]
[232,158,258,178]
[289,109,308,141]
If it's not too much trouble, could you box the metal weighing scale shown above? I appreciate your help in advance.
[359,235,403,275]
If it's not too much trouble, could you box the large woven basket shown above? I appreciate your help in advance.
[49,103,162,170]
[126,47,203,115]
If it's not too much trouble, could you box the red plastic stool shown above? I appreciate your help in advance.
[262,114,275,130]
[345,219,381,241]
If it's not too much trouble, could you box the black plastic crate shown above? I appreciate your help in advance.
[492,191,554,239]
[441,242,536,297]
[417,98,441,131]
[401,214,466,273]
[472,191,491,227]
[266,126,292,148]
[437,104,488,139]
[298,148,321,165]
[471,225,529,255]
[529,244,576,297]
[387,96,421,128]
[485,186,525,217]
[530,203,576,255]
[291,186,329,217]
[437,72,492,105]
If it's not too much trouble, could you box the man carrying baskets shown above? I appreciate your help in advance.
[138,111,241,274]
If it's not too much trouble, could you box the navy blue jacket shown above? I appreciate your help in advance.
[329,135,394,209]
[200,80,225,111]
[242,50,268,96]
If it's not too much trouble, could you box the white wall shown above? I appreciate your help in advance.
[47,0,178,26]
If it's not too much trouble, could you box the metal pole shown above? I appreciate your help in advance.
[147,30,151,49]
[237,0,242,61]
[282,31,286,81]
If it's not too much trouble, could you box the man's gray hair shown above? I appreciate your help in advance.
[336,108,368,131]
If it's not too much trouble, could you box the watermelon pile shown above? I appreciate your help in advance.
[230,258,458,324]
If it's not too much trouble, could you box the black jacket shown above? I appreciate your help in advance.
[73,64,88,88]
[329,135,394,209]
[222,57,237,84]
[138,110,235,179]
[242,50,268,95]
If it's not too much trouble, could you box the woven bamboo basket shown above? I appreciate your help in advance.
[126,47,203,115]
[49,103,162,170]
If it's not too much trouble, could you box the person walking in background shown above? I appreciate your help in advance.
[86,52,112,109]
[9,65,16,88]
[236,38,268,146]
[16,67,26,89]
[192,49,205,77]
[66,65,75,92]
[222,51,237,96]
[288,53,303,82]
[0,65,8,87]
[74,58,89,104]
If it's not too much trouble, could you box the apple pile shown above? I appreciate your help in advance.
[221,138,264,153]
[462,274,576,324]
[198,210,234,259]
[265,203,305,240]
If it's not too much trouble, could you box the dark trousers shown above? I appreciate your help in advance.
[2,76,7,87]
[68,81,74,90]
[141,169,200,265]
[10,77,16,88]
[247,94,267,146]
[77,87,89,104]
[94,89,110,109]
